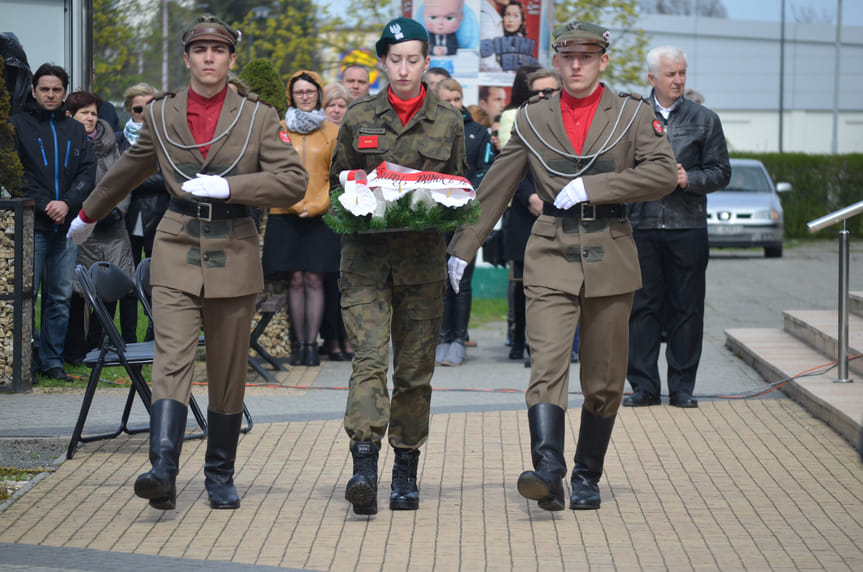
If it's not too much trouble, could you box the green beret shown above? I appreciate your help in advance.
[552,20,610,51]
[376,17,429,58]
[183,14,240,51]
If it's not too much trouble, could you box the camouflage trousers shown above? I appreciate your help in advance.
[339,272,445,450]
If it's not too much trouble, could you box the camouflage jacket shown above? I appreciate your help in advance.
[329,85,466,285]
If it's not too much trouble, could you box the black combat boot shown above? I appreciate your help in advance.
[570,408,616,510]
[516,403,566,511]
[345,441,379,515]
[134,399,187,510]
[390,447,420,510]
[204,409,243,509]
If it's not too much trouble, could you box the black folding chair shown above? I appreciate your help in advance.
[66,262,206,459]
[135,258,253,434]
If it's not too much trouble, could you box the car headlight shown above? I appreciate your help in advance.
[753,209,780,221]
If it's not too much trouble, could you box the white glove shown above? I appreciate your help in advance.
[66,214,95,245]
[181,174,230,199]
[553,177,588,210]
[447,256,468,294]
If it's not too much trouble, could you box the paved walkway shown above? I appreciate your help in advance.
[1,241,862,571]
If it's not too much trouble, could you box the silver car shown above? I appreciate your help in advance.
[706,158,791,258]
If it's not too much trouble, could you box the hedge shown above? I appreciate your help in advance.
[730,152,863,238]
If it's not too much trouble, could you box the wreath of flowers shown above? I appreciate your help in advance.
[323,163,481,234]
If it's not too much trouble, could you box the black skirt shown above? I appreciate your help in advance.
[262,214,341,275]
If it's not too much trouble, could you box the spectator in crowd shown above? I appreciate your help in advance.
[478,85,507,122]
[330,17,465,515]
[625,45,730,409]
[424,66,451,91]
[434,78,494,366]
[490,113,501,153]
[120,82,170,341]
[342,64,371,99]
[63,91,137,363]
[320,82,354,362]
[497,64,540,149]
[67,14,307,511]
[262,70,340,367]
[323,82,351,126]
[501,68,558,363]
[10,63,96,381]
[447,20,676,513]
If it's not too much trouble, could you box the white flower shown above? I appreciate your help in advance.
[429,185,475,208]
[338,180,377,216]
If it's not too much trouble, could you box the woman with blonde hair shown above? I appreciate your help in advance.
[323,82,352,126]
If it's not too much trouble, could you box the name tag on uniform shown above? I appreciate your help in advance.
[358,135,378,149]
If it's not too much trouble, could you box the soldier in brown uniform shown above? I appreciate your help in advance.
[448,20,677,511]
[67,15,308,511]
[329,17,466,515]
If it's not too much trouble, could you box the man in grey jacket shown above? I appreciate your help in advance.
[625,45,731,409]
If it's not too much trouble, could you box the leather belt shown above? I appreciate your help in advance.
[542,202,627,221]
[168,199,251,222]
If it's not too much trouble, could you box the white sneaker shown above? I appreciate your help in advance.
[441,341,465,366]
[435,342,451,364]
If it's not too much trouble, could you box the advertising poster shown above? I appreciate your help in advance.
[403,0,552,109]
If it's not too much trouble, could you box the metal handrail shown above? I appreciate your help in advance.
[807,203,861,383]
[807,199,863,233]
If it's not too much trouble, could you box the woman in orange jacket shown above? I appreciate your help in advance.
[262,70,340,366]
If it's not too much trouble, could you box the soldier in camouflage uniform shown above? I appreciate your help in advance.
[329,17,466,515]
[68,15,308,511]
[448,20,677,512]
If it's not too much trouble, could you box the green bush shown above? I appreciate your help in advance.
[238,59,287,119]
[730,152,863,238]
[0,58,24,197]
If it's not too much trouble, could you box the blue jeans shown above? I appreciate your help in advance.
[33,229,78,371]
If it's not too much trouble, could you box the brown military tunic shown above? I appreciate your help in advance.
[83,88,308,413]
[449,86,677,416]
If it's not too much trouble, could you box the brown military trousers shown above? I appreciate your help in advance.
[524,284,633,417]
[339,269,444,450]
[151,285,256,415]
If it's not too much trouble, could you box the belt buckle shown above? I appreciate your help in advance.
[197,201,213,222]
[580,203,596,222]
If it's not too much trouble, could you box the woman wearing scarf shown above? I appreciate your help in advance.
[262,70,340,366]
[63,90,137,362]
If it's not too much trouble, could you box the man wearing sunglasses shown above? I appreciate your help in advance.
[67,14,308,512]
[447,19,677,512]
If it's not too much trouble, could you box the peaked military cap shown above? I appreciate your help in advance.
[552,20,610,51]
[376,17,429,58]
[183,14,241,51]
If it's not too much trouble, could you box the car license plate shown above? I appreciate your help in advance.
[709,224,743,235]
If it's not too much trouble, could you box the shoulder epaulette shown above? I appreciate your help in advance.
[618,91,650,105]
[153,91,176,101]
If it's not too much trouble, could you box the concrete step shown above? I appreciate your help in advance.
[782,309,863,378]
[725,327,862,448]
[850,291,863,317]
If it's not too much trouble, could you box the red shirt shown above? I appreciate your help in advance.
[560,85,604,154]
[388,85,426,126]
[187,86,227,159]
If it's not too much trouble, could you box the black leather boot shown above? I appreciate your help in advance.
[390,447,420,510]
[517,403,566,511]
[303,342,320,366]
[134,399,187,510]
[204,410,243,509]
[345,441,379,515]
[570,408,616,510]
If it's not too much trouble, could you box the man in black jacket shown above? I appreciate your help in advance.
[625,45,731,408]
[10,64,96,381]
